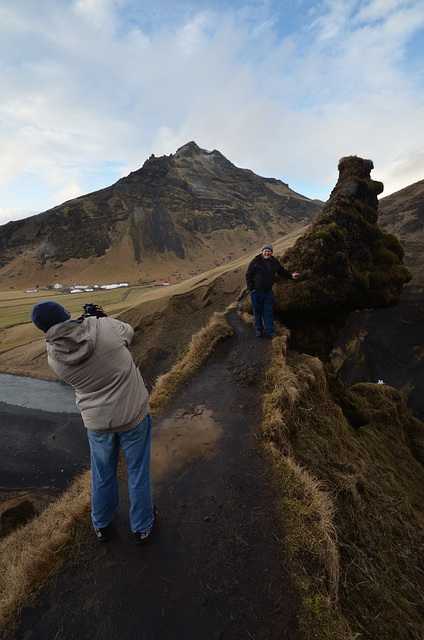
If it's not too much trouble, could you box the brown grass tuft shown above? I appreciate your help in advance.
[0,472,91,626]
[149,311,232,416]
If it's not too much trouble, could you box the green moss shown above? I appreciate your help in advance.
[374,246,400,266]
[350,268,370,290]
[381,232,405,259]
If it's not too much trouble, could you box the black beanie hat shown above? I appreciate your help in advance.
[30,301,71,333]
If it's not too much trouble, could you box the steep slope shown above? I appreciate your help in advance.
[263,338,424,639]
[0,142,321,289]
[332,179,424,420]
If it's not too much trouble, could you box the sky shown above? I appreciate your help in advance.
[1,0,424,226]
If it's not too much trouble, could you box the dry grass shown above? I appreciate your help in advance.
[266,443,354,640]
[238,306,291,335]
[0,310,234,630]
[261,336,352,639]
[262,334,424,639]
[0,473,91,628]
[276,451,339,596]
[149,310,233,417]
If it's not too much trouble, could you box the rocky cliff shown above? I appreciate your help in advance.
[332,179,424,421]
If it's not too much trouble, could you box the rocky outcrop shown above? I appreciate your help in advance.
[130,203,186,260]
[332,179,424,421]
[269,156,412,358]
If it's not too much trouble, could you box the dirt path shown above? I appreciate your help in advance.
[9,310,300,640]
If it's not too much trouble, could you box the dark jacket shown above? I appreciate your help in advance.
[246,254,292,292]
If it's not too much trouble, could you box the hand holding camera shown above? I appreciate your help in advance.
[82,303,108,318]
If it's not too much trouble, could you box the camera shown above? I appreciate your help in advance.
[82,303,107,318]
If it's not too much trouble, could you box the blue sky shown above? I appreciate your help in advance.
[1,0,424,226]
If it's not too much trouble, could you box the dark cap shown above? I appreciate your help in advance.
[262,243,273,252]
[30,300,71,333]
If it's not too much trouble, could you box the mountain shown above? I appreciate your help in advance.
[332,179,424,421]
[0,142,322,289]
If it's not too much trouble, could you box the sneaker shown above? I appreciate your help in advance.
[266,333,277,339]
[94,523,112,542]
[134,506,157,546]
[134,528,153,545]
[255,330,263,337]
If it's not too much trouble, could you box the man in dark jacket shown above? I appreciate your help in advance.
[245,243,299,338]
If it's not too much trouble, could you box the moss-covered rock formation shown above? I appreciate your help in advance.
[332,177,424,421]
[271,156,412,358]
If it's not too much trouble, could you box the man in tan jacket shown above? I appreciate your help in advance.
[30,300,155,545]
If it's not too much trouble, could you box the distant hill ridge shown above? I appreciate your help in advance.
[0,142,322,289]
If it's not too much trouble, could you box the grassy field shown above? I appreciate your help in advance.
[0,286,149,328]
[0,284,161,353]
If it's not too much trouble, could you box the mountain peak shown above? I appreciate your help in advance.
[175,141,204,157]
[0,144,321,288]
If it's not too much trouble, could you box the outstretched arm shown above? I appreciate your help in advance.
[277,262,299,280]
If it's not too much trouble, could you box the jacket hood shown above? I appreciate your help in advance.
[46,318,98,365]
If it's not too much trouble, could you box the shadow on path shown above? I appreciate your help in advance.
[10,310,300,640]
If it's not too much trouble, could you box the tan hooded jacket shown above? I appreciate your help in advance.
[45,317,149,434]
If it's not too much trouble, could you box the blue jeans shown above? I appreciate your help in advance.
[250,289,275,335]
[87,413,153,533]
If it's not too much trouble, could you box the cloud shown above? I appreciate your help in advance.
[375,148,424,196]
[0,0,424,226]
[0,208,36,226]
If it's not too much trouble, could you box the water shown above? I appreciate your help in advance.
[0,373,79,413]
[0,374,87,490]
